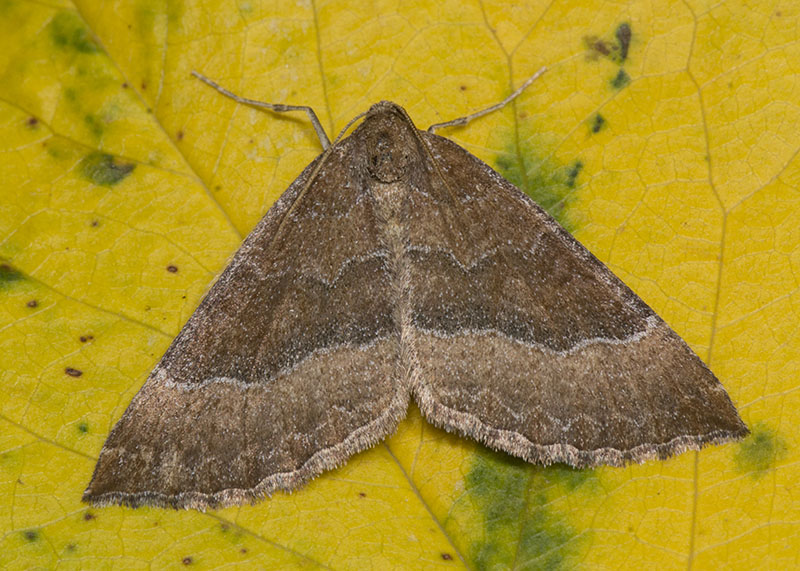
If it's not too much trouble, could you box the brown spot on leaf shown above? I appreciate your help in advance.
[27,117,39,127]
[79,334,94,343]
[65,367,83,377]
[177,130,184,141]
[167,265,178,273]
[83,511,96,521]
[26,300,38,308]
[23,530,38,542]
[441,552,453,560]
[90,219,99,227]
[584,22,632,64]
[584,36,611,58]
[182,556,193,565]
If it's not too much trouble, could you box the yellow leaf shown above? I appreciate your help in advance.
[1,0,797,568]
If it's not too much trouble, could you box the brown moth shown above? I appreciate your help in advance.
[83,71,748,510]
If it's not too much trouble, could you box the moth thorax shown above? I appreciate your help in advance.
[371,180,407,221]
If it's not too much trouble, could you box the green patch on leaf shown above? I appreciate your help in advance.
[0,263,25,289]
[616,23,632,63]
[463,451,589,570]
[83,114,104,138]
[77,421,89,434]
[544,463,595,492]
[611,69,631,90]
[23,529,39,542]
[735,422,787,476]
[565,160,583,188]
[49,11,99,54]
[515,498,578,570]
[79,152,135,186]
[495,141,581,233]
[1,450,20,470]
[590,113,606,133]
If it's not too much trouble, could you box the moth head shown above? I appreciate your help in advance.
[361,101,420,183]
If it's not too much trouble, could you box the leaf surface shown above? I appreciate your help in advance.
[1,0,797,569]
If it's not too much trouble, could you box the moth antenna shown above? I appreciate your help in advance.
[84,73,747,510]
[427,66,547,133]
[191,71,332,149]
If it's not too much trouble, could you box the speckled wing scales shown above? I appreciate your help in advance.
[83,142,409,510]
[408,132,749,467]
[84,99,748,511]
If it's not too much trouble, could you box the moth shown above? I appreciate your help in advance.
[84,70,748,510]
